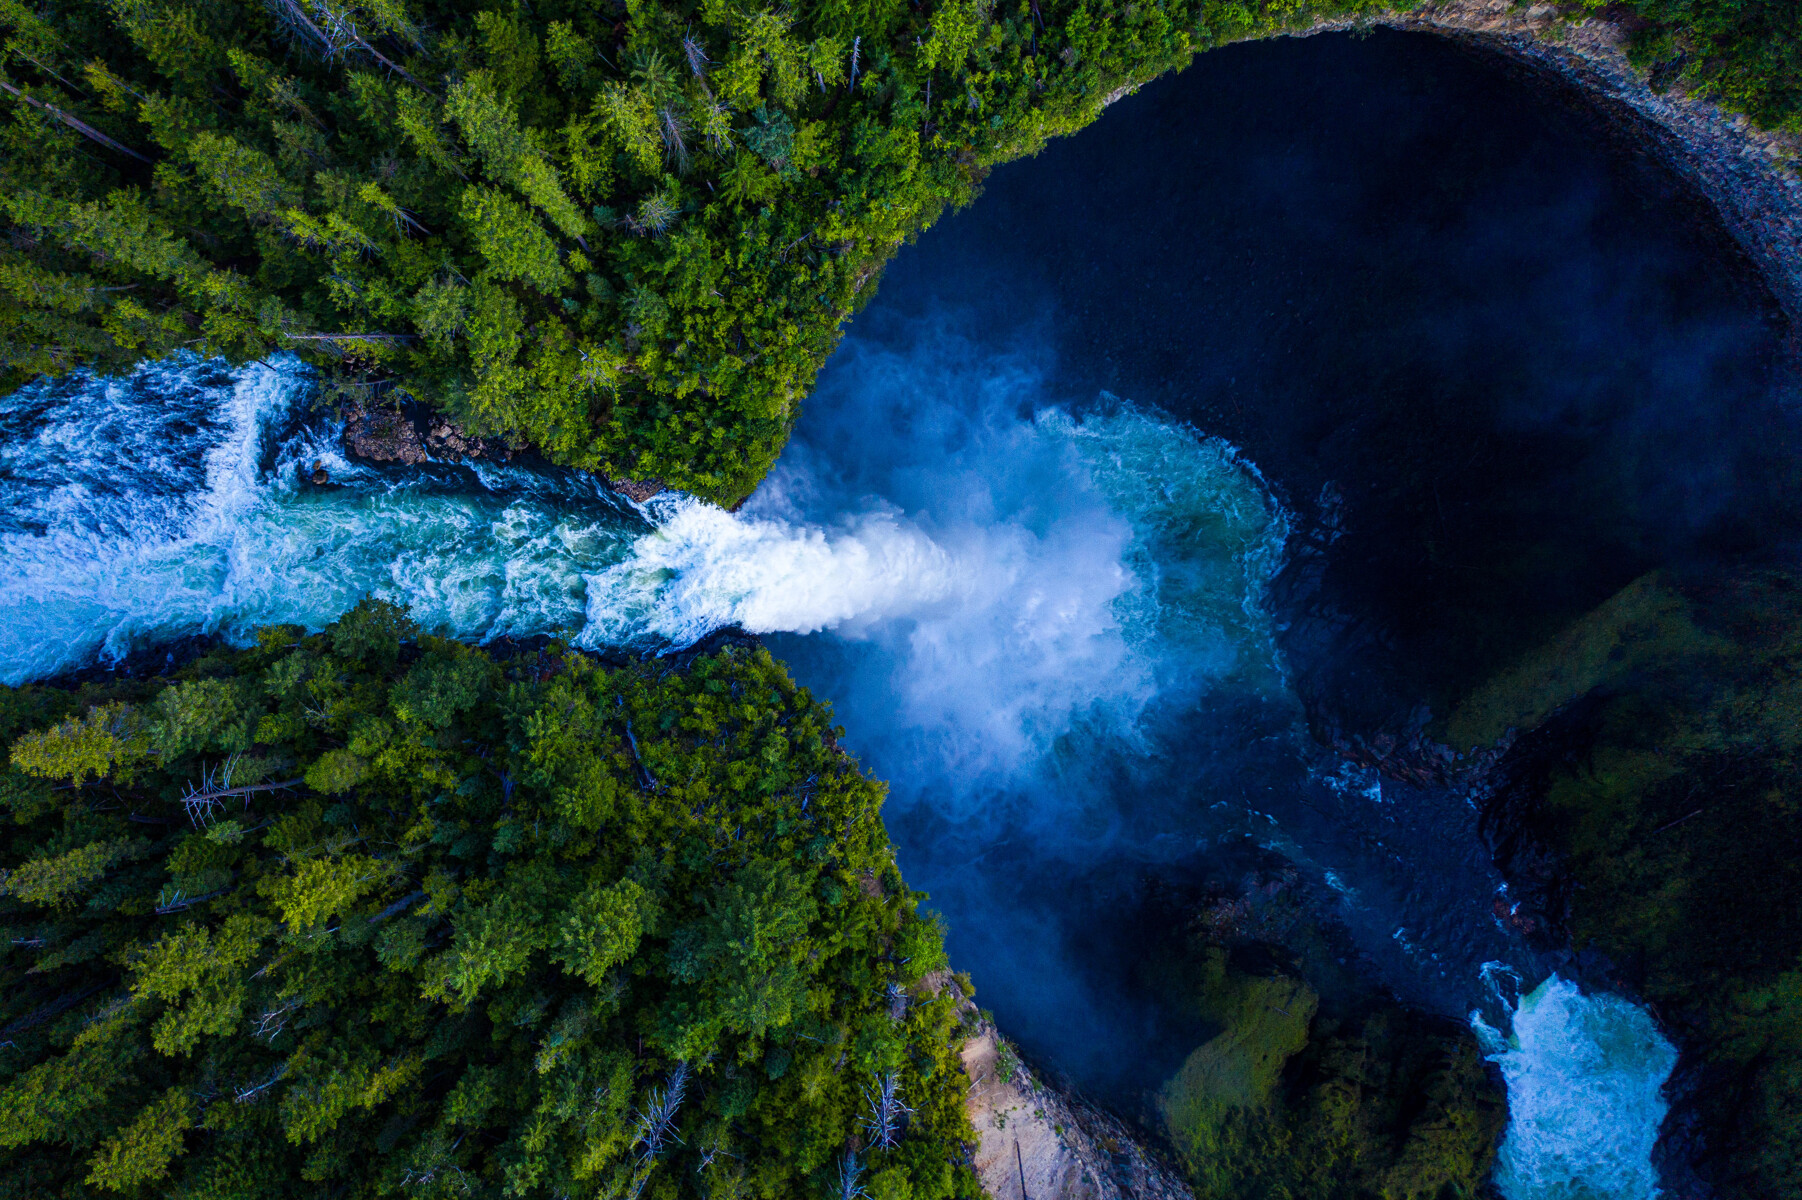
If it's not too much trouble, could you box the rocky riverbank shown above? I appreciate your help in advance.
[1453,567,1802,1200]
[1298,1,1802,342]
[962,1027,1196,1200]
[932,972,1195,1200]
[947,846,1513,1200]
[340,400,517,467]
[337,400,667,501]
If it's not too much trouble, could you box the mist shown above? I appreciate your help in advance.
[0,27,1758,1190]
[744,312,1296,1094]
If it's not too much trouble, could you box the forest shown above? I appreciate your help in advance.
[1,0,1792,505]
[3,1,1801,1196]
[0,605,978,1199]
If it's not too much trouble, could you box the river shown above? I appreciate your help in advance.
[8,27,1787,1199]
[0,341,1679,1200]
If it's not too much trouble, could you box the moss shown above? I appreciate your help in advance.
[1150,869,1505,1200]
[1158,949,1318,1157]
[1442,571,1724,753]
[1475,568,1802,1199]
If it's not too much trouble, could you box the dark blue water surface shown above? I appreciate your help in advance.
[0,28,1785,1176]
[769,28,1797,1106]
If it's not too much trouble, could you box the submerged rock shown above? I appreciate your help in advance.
[1141,863,1508,1200]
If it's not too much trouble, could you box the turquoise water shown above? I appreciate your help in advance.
[0,358,635,680]
[0,355,1288,708]
[1478,976,1680,1200]
[0,356,1680,1198]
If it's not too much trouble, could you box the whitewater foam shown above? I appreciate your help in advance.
[0,353,1686,1200]
[0,357,646,683]
[750,335,1293,815]
[583,495,962,645]
[1476,975,1679,1200]
[0,353,1284,728]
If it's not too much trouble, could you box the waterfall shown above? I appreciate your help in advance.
[0,354,1680,1196]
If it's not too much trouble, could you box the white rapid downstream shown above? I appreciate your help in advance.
[0,351,1678,1198]
[1478,977,1680,1200]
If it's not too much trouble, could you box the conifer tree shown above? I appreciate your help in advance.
[0,603,981,1199]
[0,0,1250,504]
[1,0,1792,504]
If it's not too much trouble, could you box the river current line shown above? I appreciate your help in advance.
[0,350,1677,1199]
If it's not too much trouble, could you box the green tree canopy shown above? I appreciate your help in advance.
[0,0,1354,504]
[1,0,1792,504]
[0,603,978,1199]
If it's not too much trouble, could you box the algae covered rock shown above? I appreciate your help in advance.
[1157,948,1317,1151]
[1151,873,1505,1200]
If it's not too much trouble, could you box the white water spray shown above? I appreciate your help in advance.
[746,336,1294,814]
[0,353,1285,727]
[585,495,963,645]
[0,353,1686,1200]
[1476,975,1679,1200]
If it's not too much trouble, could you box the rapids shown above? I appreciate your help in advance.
[1478,977,1679,1200]
[9,26,1772,1198]
[0,345,1678,1199]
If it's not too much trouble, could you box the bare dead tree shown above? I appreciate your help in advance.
[659,104,690,173]
[859,1072,912,1151]
[180,751,303,828]
[266,0,431,91]
[631,1060,690,1162]
[234,1061,287,1103]
[834,1148,868,1200]
[681,30,710,82]
[253,997,300,1043]
[279,331,416,348]
[0,80,150,162]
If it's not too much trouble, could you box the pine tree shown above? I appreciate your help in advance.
[0,603,981,1199]
[0,0,1240,505]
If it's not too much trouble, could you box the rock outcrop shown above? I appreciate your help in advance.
[341,403,516,466]
[1307,1,1802,337]
[607,476,666,503]
[962,1028,1193,1200]
[341,402,430,465]
[339,402,667,502]
[926,968,1191,1200]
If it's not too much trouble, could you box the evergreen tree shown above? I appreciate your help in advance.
[0,0,1344,505]
[0,0,1790,505]
[0,603,980,1199]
